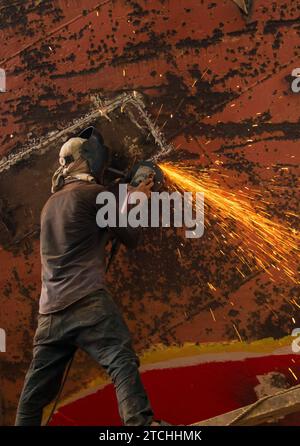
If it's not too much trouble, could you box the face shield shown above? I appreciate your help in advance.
[77,126,110,183]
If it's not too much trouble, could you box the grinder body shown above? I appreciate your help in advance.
[129,161,164,191]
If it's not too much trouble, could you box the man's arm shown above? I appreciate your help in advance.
[108,176,154,248]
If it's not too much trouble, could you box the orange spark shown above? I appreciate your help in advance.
[159,162,299,283]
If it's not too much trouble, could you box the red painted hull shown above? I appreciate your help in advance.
[50,354,300,426]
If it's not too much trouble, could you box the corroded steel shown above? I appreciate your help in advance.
[0,0,299,425]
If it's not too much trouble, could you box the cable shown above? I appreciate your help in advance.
[106,238,121,273]
[44,355,74,426]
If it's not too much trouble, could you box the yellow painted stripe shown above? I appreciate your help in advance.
[140,336,293,365]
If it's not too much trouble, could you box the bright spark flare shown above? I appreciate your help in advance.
[159,162,299,283]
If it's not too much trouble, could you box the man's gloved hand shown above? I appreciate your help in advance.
[128,174,154,200]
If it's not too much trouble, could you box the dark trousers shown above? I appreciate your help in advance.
[15,290,154,426]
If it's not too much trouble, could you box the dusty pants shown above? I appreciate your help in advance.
[15,289,154,426]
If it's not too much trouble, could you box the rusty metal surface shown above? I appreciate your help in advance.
[0,0,299,425]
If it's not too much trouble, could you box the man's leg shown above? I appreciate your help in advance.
[15,315,76,426]
[76,291,154,426]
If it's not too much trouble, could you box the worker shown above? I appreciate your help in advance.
[15,129,165,426]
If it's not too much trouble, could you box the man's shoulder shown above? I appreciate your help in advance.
[54,181,104,196]
[42,182,104,212]
[67,181,104,192]
[77,182,104,194]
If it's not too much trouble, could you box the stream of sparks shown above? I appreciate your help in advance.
[159,162,299,284]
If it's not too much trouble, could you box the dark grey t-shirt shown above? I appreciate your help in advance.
[39,181,109,314]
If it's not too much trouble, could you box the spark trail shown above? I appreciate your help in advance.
[159,162,299,283]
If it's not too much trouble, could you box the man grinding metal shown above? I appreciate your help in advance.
[15,127,166,426]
